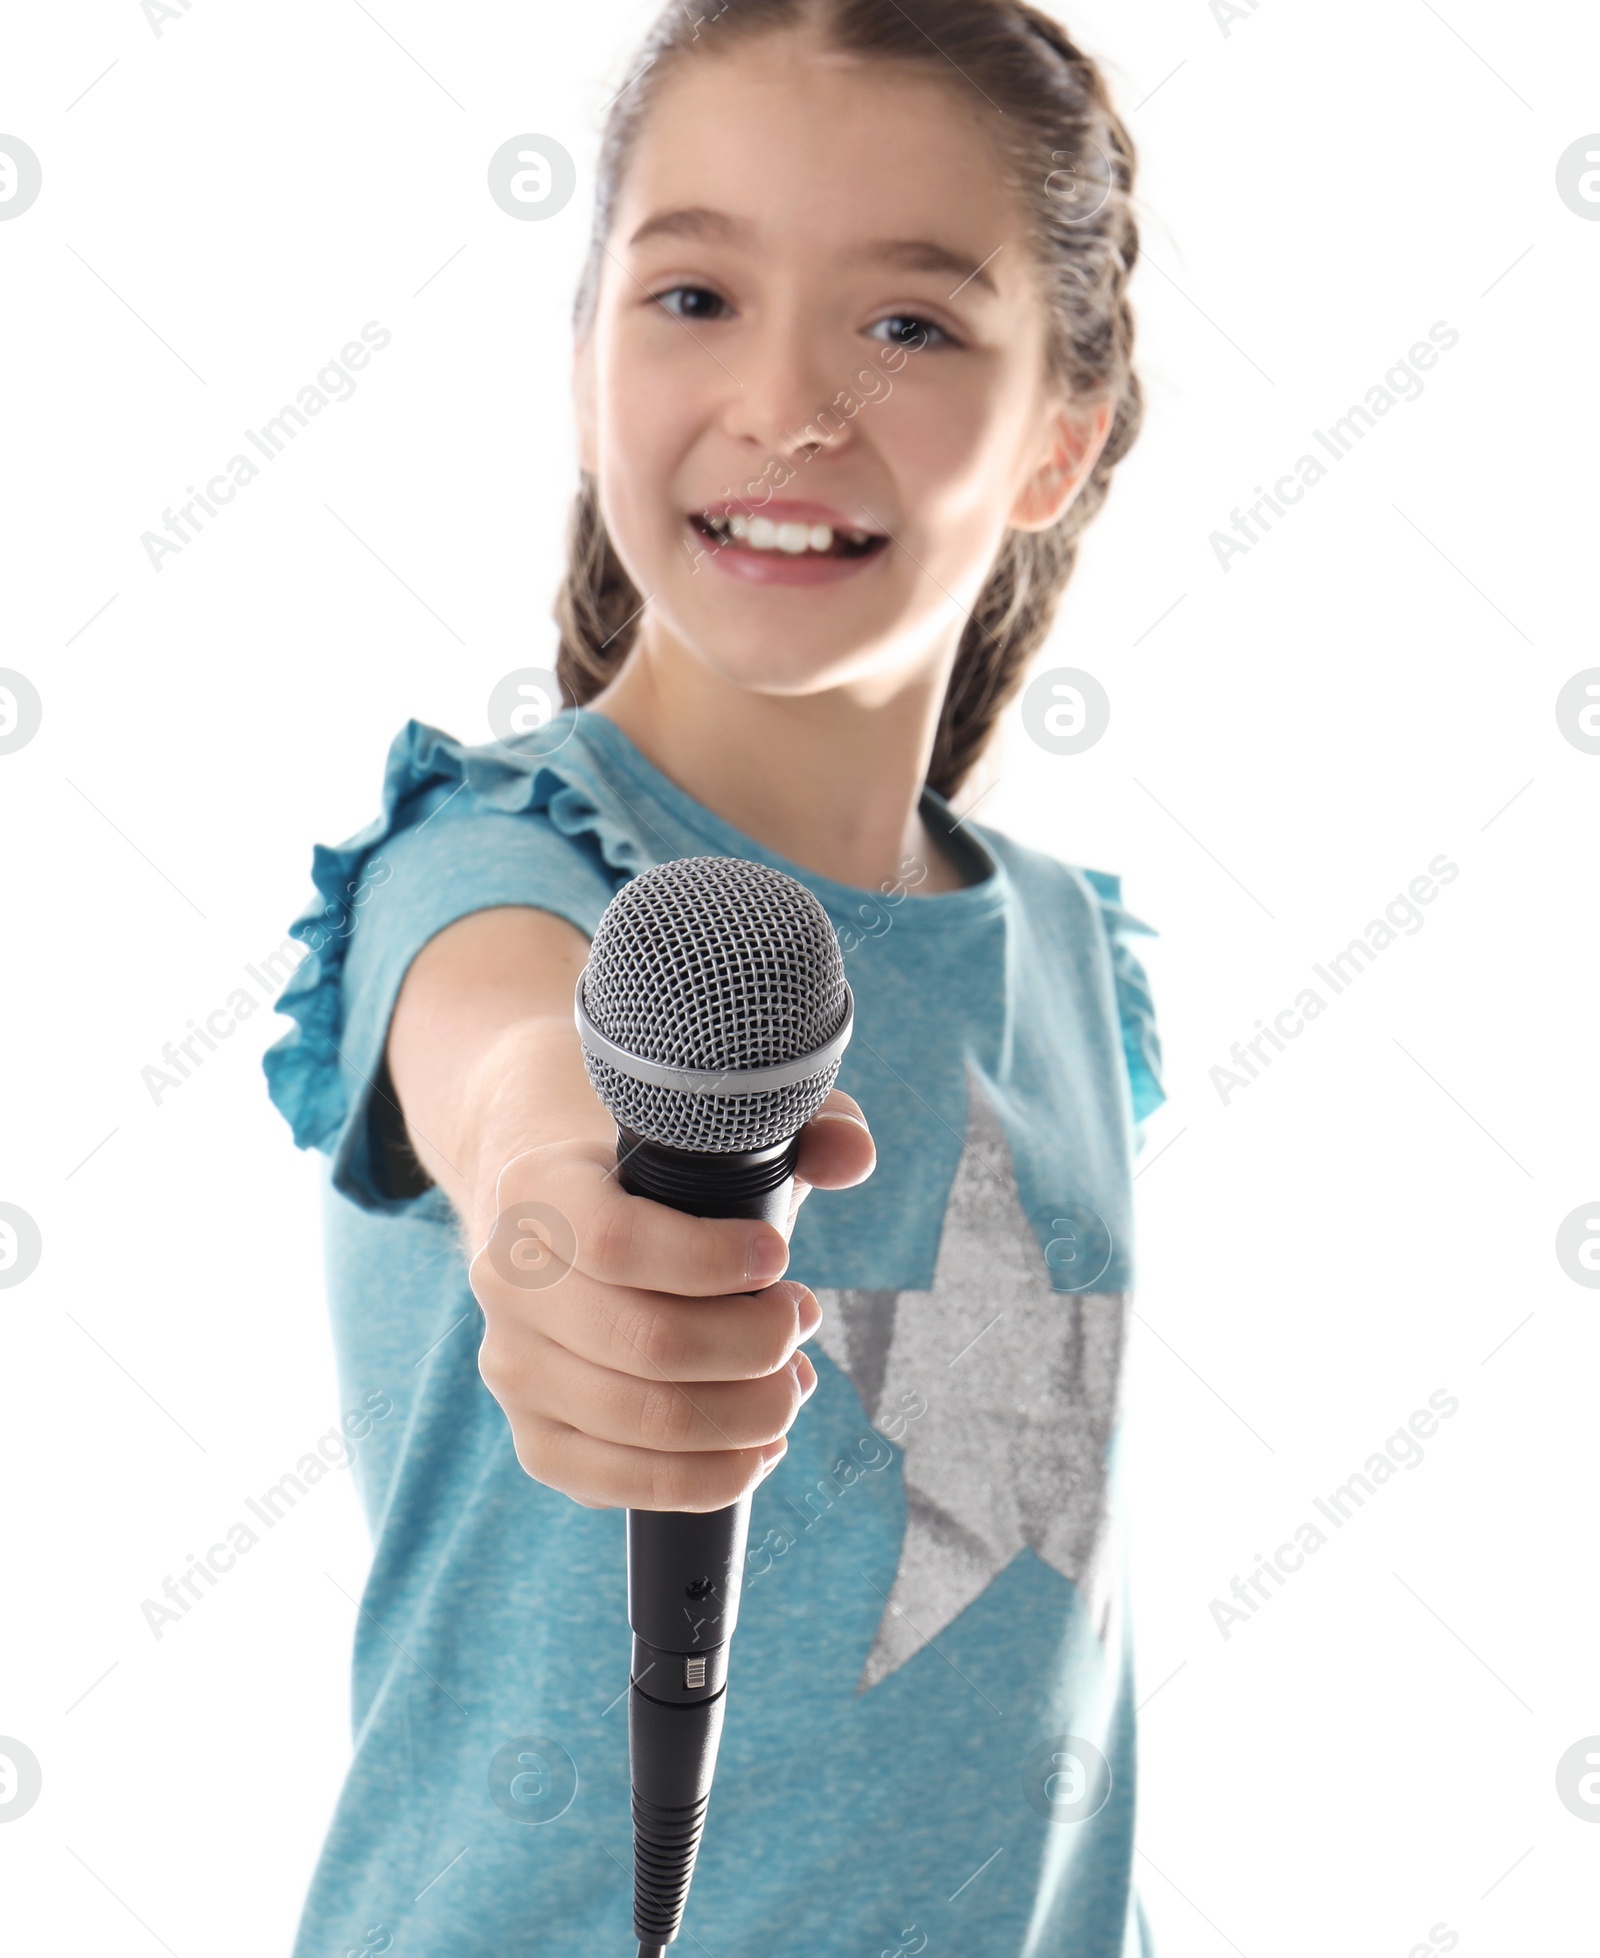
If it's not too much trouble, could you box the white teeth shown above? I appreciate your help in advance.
[698,512,885,558]
[701,512,851,556]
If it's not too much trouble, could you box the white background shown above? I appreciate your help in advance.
[2,0,1596,1953]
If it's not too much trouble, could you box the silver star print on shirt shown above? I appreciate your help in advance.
[813,1065,1128,1695]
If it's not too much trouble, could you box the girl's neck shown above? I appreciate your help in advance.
[587,627,974,895]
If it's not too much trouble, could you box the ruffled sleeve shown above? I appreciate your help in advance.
[1079,867,1167,1140]
[262,716,647,1214]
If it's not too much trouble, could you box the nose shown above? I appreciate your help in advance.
[719,302,851,463]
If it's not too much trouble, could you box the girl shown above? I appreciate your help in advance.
[263,2,1166,1953]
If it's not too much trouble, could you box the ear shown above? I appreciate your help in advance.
[1008,396,1113,533]
[573,335,598,475]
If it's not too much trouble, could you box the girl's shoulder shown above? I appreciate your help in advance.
[362,710,652,881]
[968,819,1167,1132]
[261,713,647,1191]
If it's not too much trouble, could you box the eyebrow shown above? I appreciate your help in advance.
[626,206,1001,297]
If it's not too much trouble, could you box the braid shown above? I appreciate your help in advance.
[553,475,644,706]
[927,3,1141,798]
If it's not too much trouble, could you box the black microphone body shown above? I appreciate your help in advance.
[616,1128,801,1957]
[570,854,854,1957]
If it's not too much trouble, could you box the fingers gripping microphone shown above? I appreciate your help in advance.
[573,856,853,1957]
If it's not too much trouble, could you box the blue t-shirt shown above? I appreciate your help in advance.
[262,706,1166,1958]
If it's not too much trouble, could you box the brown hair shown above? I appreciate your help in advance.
[555,0,1140,800]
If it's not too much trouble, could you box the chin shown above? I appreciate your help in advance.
[688,631,865,698]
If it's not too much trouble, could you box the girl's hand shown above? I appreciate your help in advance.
[386,903,874,1512]
[467,1090,874,1512]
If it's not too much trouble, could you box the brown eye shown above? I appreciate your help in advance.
[652,284,731,321]
[868,314,952,350]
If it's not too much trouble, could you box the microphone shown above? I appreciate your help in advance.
[573,855,854,1957]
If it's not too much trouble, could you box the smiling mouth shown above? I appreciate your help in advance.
[691,512,890,560]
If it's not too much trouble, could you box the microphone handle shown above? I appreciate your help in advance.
[617,1125,801,1956]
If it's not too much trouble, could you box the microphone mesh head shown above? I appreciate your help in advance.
[580,855,847,1153]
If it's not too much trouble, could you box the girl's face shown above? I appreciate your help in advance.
[575,33,1105,700]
